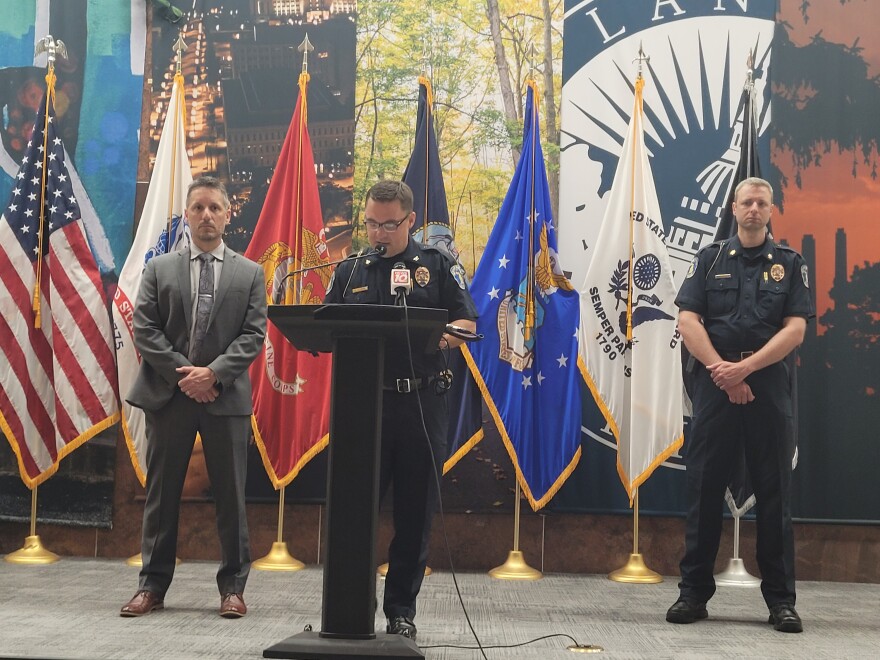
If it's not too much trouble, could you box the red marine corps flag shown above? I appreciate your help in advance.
[0,65,119,488]
[245,67,332,487]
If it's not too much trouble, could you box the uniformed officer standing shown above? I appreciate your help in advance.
[667,177,814,633]
[324,180,477,640]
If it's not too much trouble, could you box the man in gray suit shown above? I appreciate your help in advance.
[120,176,267,619]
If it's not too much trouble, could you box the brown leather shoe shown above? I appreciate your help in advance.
[220,593,246,618]
[120,590,164,617]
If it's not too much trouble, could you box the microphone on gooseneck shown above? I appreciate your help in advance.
[283,244,386,281]
[391,262,412,303]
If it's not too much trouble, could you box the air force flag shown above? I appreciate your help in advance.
[463,82,582,510]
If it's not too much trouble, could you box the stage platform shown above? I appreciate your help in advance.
[0,557,877,659]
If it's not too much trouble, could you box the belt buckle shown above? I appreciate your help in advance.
[396,378,412,393]
[740,351,754,360]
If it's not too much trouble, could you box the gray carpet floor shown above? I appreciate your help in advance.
[1,557,878,659]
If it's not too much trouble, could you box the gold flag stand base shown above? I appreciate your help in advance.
[488,550,542,580]
[253,542,305,571]
[126,554,181,567]
[377,562,431,577]
[608,553,662,583]
[253,487,305,571]
[714,557,761,587]
[4,535,59,565]
[567,643,605,654]
[609,489,662,583]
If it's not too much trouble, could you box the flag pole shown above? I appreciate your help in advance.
[5,35,69,566]
[5,485,59,565]
[251,36,314,572]
[715,51,760,588]
[488,481,542,580]
[253,486,305,571]
[608,487,661,583]
[128,34,192,569]
[715,513,761,586]
[608,48,662,584]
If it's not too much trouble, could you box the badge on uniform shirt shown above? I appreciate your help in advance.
[770,264,785,281]
[801,264,809,288]
[451,264,467,289]
[685,256,698,279]
[415,266,431,287]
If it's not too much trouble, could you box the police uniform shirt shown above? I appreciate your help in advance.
[675,234,814,355]
[325,237,478,380]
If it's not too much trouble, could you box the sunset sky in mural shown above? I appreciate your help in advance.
[772,0,878,328]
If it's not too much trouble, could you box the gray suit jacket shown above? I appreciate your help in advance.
[126,246,267,415]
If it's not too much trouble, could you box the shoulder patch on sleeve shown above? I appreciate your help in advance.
[685,256,698,279]
[450,264,467,289]
[801,264,809,289]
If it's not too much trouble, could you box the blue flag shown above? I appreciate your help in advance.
[462,82,582,510]
[402,76,459,258]
[400,76,483,468]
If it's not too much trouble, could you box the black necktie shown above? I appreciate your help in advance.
[189,253,215,364]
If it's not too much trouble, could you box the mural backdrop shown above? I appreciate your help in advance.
[0,0,145,527]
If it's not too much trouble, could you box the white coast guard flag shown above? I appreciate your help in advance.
[112,72,192,485]
[578,76,684,503]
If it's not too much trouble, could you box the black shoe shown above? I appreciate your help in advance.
[768,604,803,633]
[387,616,417,640]
[666,598,708,624]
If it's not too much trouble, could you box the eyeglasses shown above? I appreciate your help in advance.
[364,216,409,232]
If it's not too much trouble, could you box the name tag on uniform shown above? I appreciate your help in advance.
[714,273,732,279]
[351,286,369,294]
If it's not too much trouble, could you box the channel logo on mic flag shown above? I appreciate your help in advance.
[392,268,412,287]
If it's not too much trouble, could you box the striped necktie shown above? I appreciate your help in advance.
[189,253,215,364]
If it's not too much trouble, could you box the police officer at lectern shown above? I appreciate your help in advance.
[324,180,477,640]
[667,177,814,633]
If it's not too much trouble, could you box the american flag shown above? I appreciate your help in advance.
[0,82,119,488]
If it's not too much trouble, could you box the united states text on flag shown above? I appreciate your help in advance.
[0,71,119,488]
[113,70,192,485]
[578,75,684,503]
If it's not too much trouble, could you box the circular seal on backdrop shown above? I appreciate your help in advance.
[770,264,785,282]
[415,266,430,287]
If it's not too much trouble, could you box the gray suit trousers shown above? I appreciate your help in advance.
[139,390,251,597]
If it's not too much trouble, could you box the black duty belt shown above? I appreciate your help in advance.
[721,351,755,362]
[383,377,428,393]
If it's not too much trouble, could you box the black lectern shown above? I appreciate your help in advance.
[263,304,447,659]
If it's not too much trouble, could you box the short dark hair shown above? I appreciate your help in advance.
[187,176,230,208]
[734,176,773,202]
[365,180,414,215]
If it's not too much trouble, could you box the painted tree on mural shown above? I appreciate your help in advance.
[355,0,562,273]
[771,21,880,206]
[772,2,880,520]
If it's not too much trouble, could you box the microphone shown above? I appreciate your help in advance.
[391,262,412,301]
[283,244,386,279]
[444,324,483,342]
